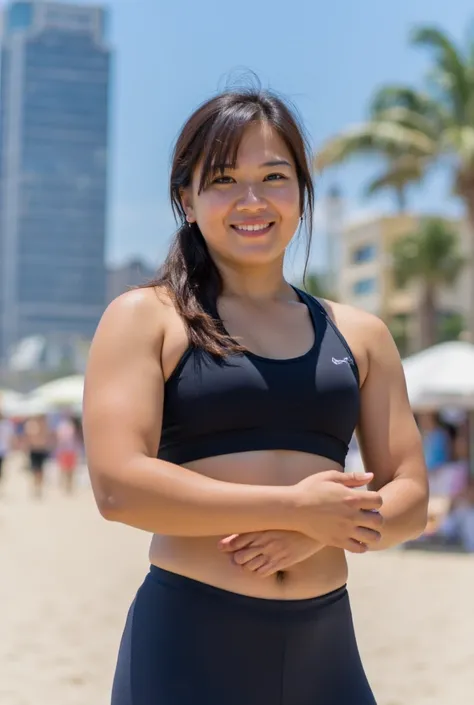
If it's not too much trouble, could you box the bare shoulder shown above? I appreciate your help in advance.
[318,299,395,383]
[325,299,389,337]
[92,286,173,351]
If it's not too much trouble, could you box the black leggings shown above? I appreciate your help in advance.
[111,566,376,705]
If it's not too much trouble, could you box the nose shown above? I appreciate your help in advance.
[235,184,267,212]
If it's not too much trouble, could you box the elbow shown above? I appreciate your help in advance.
[89,466,128,522]
[409,491,430,540]
[96,491,123,522]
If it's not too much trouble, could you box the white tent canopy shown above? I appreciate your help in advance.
[29,375,84,409]
[0,376,84,417]
[403,341,474,410]
[0,389,26,416]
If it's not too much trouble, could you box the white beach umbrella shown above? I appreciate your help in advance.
[0,389,26,416]
[403,341,474,410]
[30,375,85,410]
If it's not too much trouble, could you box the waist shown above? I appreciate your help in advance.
[147,564,348,612]
[158,427,348,466]
[151,450,347,599]
[149,535,348,600]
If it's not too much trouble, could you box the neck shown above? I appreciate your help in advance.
[217,257,293,301]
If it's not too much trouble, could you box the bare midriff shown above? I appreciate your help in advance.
[149,449,348,600]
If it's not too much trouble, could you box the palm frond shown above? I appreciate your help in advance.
[442,125,474,167]
[369,85,449,128]
[365,156,424,204]
[411,26,470,123]
[314,122,436,171]
[373,106,443,138]
[464,31,474,123]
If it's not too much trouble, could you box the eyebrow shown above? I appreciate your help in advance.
[214,159,292,170]
[261,160,292,168]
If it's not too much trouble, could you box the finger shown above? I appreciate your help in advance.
[256,560,282,577]
[351,526,381,545]
[344,539,368,554]
[218,533,257,552]
[347,491,383,511]
[338,472,374,486]
[358,509,384,530]
[241,555,267,572]
[232,546,264,566]
[218,534,240,551]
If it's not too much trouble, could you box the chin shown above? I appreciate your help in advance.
[229,245,285,267]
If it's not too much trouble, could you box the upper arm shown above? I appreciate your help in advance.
[83,289,165,509]
[355,316,428,492]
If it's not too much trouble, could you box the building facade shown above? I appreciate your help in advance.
[337,213,470,351]
[106,259,158,304]
[0,1,111,363]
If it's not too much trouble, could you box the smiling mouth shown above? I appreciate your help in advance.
[230,222,275,236]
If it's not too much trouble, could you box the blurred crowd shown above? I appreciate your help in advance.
[1,403,473,551]
[409,411,474,552]
[0,409,84,498]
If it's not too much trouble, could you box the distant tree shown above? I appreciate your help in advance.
[438,311,465,343]
[301,271,335,300]
[315,25,474,338]
[391,217,465,348]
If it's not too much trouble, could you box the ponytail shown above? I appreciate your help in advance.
[150,222,245,357]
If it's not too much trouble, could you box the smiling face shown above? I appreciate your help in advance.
[181,121,301,267]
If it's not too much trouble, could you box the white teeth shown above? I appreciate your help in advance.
[234,223,271,231]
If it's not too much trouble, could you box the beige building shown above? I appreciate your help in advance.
[337,213,470,351]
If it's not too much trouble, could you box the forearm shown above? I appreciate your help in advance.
[369,474,428,550]
[92,455,297,537]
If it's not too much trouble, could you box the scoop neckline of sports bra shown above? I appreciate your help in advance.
[212,285,323,364]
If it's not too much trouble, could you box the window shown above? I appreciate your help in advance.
[352,278,377,296]
[7,2,33,33]
[352,243,377,264]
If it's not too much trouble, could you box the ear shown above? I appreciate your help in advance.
[179,187,196,223]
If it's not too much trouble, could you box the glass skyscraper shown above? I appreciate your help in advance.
[0,1,111,362]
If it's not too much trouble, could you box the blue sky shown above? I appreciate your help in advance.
[77,0,473,272]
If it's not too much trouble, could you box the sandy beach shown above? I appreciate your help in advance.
[1,454,473,705]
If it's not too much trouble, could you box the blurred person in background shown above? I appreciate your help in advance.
[0,408,14,492]
[84,86,428,705]
[437,479,474,552]
[418,412,451,472]
[24,415,54,499]
[55,413,81,495]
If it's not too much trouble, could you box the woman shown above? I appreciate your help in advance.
[24,414,54,498]
[83,88,428,705]
[55,414,80,494]
[0,409,14,489]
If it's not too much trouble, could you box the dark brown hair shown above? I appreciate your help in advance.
[150,87,315,357]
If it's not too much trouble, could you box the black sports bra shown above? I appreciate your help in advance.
[158,287,360,467]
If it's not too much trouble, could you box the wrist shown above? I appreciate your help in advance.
[255,484,300,532]
[280,483,310,534]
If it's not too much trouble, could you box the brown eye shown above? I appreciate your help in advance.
[265,173,287,181]
[211,176,235,185]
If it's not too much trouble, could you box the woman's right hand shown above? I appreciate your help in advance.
[292,471,383,553]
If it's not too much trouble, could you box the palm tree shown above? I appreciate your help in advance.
[315,25,474,336]
[391,217,465,348]
[301,271,334,300]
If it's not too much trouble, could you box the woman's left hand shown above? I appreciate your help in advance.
[218,531,324,577]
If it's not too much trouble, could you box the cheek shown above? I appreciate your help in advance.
[194,192,230,226]
[270,184,301,218]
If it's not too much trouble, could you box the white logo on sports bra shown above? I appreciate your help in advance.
[332,356,352,366]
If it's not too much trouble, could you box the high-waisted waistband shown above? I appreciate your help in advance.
[111,565,376,704]
[149,564,347,616]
